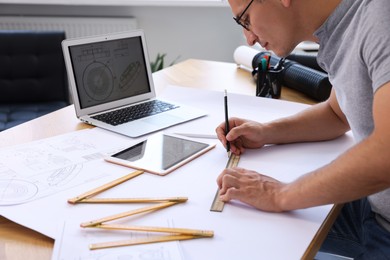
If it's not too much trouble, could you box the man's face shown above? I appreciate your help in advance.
[229,0,300,57]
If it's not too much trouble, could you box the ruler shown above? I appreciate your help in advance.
[210,153,240,212]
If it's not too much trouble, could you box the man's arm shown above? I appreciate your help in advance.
[278,82,390,211]
[218,83,390,212]
[216,89,349,155]
[262,89,350,144]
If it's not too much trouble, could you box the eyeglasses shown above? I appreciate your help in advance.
[233,0,255,31]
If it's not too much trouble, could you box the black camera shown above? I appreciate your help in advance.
[252,52,332,101]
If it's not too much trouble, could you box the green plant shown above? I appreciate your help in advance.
[150,53,166,72]
[150,53,180,72]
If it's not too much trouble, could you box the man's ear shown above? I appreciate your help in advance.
[280,0,291,8]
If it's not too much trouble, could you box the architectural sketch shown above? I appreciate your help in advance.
[79,246,175,260]
[79,40,141,102]
[83,61,114,101]
[0,129,128,206]
[0,179,38,205]
[52,220,183,260]
[118,61,141,91]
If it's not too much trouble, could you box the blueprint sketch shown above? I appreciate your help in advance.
[0,128,131,206]
[52,219,183,260]
[70,36,148,109]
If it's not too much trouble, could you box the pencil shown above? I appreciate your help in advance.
[224,90,230,154]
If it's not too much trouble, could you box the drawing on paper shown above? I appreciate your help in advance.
[79,247,174,260]
[0,129,126,206]
[46,164,83,187]
[0,179,38,205]
[52,219,183,260]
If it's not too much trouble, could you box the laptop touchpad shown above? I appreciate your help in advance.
[143,114,181,125]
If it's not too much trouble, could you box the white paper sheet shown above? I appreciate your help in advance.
[0,128,134,205]
[52,219,184,260]
[161,85,314,139]
[0,85,355,259]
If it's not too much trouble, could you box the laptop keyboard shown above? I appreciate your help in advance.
[92,100,179,126]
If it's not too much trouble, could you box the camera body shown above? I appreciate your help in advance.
[252,52,332,101]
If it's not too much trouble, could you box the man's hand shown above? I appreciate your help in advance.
[215,117,270,155]
[217,167,286,212]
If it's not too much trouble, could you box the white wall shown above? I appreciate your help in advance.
[0,4,246,66]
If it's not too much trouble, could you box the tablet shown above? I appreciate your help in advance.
[105,133,216,175]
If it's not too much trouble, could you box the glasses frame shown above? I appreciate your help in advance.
[233,0,256,31]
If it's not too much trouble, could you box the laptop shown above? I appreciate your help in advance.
[61,30,206,138]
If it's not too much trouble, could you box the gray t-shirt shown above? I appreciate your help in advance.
[314,0,390,231]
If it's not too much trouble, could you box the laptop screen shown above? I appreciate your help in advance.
[68,36,151,109]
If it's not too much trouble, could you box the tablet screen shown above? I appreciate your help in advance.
[107,133,215,175]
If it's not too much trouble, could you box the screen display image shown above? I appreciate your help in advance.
[108,134,214,175]
[69,36,151,109]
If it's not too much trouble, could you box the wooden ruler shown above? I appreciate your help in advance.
[90,234,207,250]
[68,170,214,249]
[74,197,187,204]
[81,201,213,250]
[210,153,240,212]
[68,170,144,204]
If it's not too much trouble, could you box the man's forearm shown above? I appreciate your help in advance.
[277,133,390,211]
[275,85,390,211]
[264,92,350,144]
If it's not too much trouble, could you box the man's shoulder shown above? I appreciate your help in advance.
[355,0,390,46]
[363,0,390,19]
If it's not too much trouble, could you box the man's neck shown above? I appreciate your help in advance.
[296,0,342,42]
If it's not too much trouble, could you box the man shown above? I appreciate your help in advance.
[216,0,390,258]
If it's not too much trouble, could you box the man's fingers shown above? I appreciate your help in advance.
[219,174,240,194]
[219,167,250,193]
[220,187,241,202]
[217,167,247,187]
